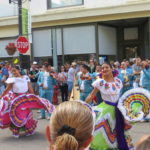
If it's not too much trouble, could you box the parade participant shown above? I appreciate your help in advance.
[92,65,102,81]
[67,62,76,99]
[114,61,121,72]
[37,64,56,119]
[88,59,95,73]
[79,64,93,101]
[75,60,80,73]
[46,101,94,150]
[0,66,54,138]
[29,61,39,95]
[140,61,150,92]
[139,61,150,122]
[1,62,9,78]
[76,65,83,88]
[36,65,45,98]
[36,65,45,114]
[0,67,6,95]
[92,65,102,104]
[119,62,133,94]
[58,65,68,102]
[51,67,59,105]
[86,62,133,150]
[64,63,71,72]
[126,60,132,70]
[132,57,142,88]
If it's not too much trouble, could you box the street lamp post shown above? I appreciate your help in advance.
[17,0,25,69]
[18,0,23,35]
[9,0,30,69]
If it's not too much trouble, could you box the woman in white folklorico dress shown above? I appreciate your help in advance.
[86,62,134,150]
[0,66,54,138]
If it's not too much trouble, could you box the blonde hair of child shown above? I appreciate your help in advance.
[49,101,94,150]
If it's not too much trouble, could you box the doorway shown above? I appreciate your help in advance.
[124,45,139,59]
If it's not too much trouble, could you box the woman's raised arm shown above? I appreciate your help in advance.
[85,87,99,104]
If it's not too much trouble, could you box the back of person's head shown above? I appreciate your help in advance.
[136,135,150,150]
[46,101,94,150]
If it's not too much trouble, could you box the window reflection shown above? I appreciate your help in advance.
[50,0,83,8]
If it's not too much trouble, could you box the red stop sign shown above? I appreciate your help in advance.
[16,36,29,54]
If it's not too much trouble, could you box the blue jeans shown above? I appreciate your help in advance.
[80,92,89,101]
[67,81,73,92]
[0,85,5,95]
[40,89,53,118]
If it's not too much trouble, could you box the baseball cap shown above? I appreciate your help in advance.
[33,61,37,65]
[72,62,77,66]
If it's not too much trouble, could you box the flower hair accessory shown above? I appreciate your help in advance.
[99,69,119,78]
[112,69,119,77]
[99,73,102,78]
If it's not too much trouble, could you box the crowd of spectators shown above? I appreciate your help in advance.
[0,57,150,119]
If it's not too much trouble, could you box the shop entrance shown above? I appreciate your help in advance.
[124,45,139,60]
[100,17,149,60]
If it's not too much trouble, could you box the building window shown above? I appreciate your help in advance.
[124,27,138,40]
[48,0,84,9]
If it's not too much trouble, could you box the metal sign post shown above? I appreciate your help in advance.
[9,0,31,69]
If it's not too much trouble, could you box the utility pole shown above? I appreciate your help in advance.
[9,0,31,69]
[51,28,58,71]
[18,0,22,35]
[18,0,24,68]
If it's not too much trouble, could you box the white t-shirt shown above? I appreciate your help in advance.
[43,71,49,88]
[67,67,75,82]
[80,80,85,91]
[92,77,123,103]
[6,75,30,93]
[120,69,127,75]
[80,73,90,91]
[139,70,143,87]
[58,72,67,85]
